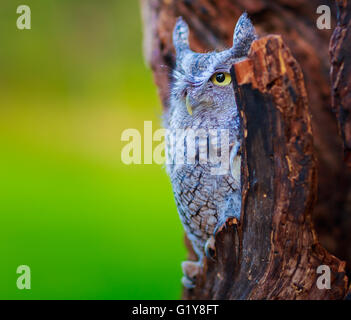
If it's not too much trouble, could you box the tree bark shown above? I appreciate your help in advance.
[141,0,351,299]
[330,0,351,162]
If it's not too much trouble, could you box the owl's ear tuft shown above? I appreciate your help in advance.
[173,17,190,57]
[232,12,257,57]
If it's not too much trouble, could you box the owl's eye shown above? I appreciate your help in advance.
[211,72,232,86]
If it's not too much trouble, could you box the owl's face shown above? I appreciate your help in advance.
[172,51,236,116]
[171,13,256,118]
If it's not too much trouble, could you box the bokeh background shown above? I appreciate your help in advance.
[0,1,186,299]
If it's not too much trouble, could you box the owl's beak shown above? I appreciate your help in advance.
[185,94,193,116]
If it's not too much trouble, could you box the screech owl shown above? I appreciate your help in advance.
[165,13,257,288]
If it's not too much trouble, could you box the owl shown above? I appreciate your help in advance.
[165,13,257,288]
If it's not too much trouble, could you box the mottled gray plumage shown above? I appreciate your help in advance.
[165,13,256,287]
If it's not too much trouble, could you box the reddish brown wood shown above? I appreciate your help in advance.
[330,0,351,162]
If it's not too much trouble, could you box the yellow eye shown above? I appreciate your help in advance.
[211,72,232,86]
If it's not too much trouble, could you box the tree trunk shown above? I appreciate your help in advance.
[330,0,351,162]
[141,0,351,299]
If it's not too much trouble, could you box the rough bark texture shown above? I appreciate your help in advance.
[328,0,351,284]
[330,0,351,161]
[328,0,351,281]
[141,0,351,299]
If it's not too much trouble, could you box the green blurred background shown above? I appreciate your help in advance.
[0,1,186,299]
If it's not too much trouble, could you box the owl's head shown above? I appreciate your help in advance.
[171,13,256,116]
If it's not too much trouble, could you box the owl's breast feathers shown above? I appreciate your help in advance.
[166,128,241,250]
